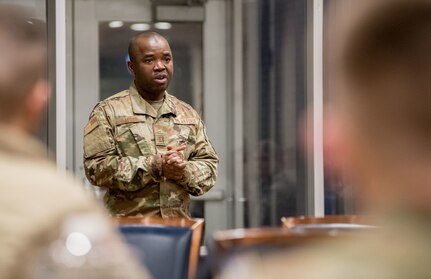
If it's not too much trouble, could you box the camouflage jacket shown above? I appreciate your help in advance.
[84,83,218,218]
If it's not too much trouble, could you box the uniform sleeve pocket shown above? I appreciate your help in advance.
[84,121,113,158]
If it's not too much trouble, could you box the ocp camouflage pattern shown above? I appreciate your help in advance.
[83,83,219,218]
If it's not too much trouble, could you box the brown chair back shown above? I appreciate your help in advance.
[114,217,204,279]
[213,228,341,254]
[281,215,369,229]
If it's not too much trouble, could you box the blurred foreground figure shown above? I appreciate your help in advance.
[220,1,431,278]
[0,6,150,279]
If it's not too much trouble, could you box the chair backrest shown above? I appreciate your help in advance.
[114,217,204,279]
[213,228,339,254]
[119,224,191,279]
[281,215,371,230]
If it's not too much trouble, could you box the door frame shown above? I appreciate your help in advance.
[53,0,325,233]
[68,0,231,240]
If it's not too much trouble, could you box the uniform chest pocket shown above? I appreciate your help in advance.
[173,119,199,145]
[84,119,113,158]
[171,118,199,158]
[115,124,154,157]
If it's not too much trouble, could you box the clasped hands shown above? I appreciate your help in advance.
[161,146,187,181]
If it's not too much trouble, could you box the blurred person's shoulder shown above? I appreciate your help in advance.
[217,235,365,279]
[0,128,102,233]
[0,129,99,215]
[0,128,150,279]
[0,129,98,275]
[219,226,431,279]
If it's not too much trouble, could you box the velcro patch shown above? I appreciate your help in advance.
[116,116,145,126]
[173,118,199,125]
[84,117,99,135]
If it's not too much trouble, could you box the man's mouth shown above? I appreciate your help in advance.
[154,74,168,84]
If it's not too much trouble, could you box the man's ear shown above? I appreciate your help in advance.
[323,106,349,175]
[324,105,366,184]
[127,60,135,76]
[23,79,50,133]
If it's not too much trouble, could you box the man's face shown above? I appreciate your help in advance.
[128,36,173,96]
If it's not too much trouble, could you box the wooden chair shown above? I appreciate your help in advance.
[113,217,204,279]
[281,215,372,230]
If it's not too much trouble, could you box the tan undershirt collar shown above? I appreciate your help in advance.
[148,98,164,112]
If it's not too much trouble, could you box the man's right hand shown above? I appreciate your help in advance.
[162,146,187,181]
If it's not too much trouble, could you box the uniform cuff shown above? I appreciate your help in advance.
[143,154,164,182]
[176,163,191,186]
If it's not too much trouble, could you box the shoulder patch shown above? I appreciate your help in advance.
[84,116,99,135]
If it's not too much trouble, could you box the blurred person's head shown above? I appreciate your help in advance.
[127,31,173,100]
[0,5,48,134]
[328,0,431,212]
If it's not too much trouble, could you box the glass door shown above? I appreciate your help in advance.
[71,0,230,241]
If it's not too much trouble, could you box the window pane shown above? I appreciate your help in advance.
[323,0,356,215]
[243,0,308,227]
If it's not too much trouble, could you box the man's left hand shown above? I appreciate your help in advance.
[162,146,187,181]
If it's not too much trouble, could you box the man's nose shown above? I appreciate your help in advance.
[154,60,165,71]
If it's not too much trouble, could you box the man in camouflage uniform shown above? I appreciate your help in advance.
[84,31,218,218]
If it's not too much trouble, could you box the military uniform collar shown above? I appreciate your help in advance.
[159,93,178,117]
[129,82,177,118]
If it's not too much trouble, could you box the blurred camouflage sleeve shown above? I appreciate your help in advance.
[178,120,219,196]
[31,213,152,279]
[83,104,162,191]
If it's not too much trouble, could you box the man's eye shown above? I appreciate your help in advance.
[144,59,152,64]
[165,57,171,62]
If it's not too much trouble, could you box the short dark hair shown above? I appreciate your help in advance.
[0,5,47,121]
[128,31,167,62]
[344,0,431,83]
[342,0,431,153]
